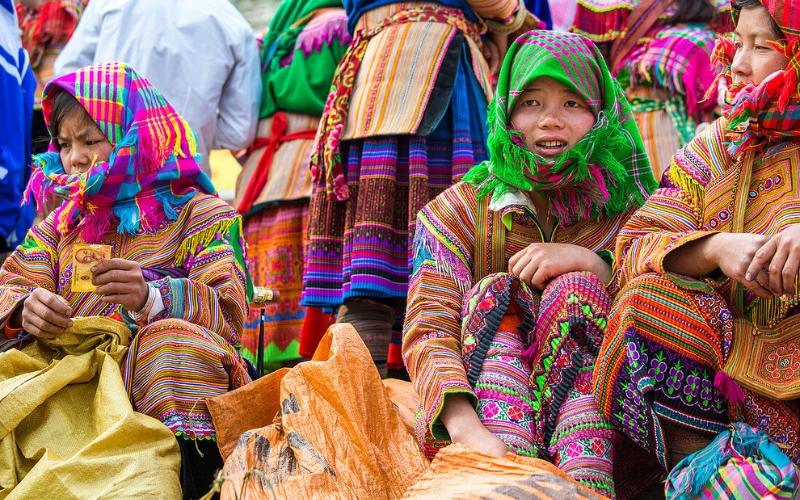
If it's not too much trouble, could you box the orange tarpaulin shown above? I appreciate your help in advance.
[210,323,603,499]
[403,444,602,499]
[215,323,428,499]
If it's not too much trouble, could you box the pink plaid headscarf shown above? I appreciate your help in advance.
[24,62,216,243]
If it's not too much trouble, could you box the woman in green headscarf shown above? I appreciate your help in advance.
[403,30,656,499]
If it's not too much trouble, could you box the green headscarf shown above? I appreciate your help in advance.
[259,0,343,118]
[463,30,657,221]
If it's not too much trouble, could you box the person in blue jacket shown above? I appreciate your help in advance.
[0,0,36,260]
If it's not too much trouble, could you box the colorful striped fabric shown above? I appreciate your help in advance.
[122,318,250,439]
[15,0,86,69]
[572,0,732,43]
[340,2,494,141]
[258,0,344,119]
[666,423,799,499]
[441,272,617,498]
[403,181,634,445]
[593,117,800,470]
[233,112,318,211]
[312,3,492,202]
[24,62,215,244]
[620,24,719,120]
[0,193,251,439]
[239,201,309,365]
[462,30,656,221]
[713,0,800,159]
[627,86,688,182]
[339,0,521,136]
[748,0,800,37]
[302,47,489,308]
[236,8,349,365]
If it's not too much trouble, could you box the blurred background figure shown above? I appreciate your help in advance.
[524,0,552,28]
[548,0,577,30]
[302,0,529,377]
[571,0,734,181]
[232,0,350,372]
[1,0,36,261]
[53,0,261,175]
[15,0,87,155]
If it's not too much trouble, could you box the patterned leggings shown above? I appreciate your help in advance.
[462,272,616,498]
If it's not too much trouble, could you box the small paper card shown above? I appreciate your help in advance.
[72,244,112,292]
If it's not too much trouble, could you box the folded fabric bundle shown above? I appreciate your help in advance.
[666,422,799,499]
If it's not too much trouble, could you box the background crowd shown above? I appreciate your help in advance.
[3,0,800,499]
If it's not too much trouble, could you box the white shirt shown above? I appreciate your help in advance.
[55,0,261,173]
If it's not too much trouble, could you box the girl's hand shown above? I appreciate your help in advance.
[92,259,149,312]
[21,288,73,339]
[745,224,800,297]
[509,243,611,290]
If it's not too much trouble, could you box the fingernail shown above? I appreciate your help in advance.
[745,273,752,281]
[91,266,97,273]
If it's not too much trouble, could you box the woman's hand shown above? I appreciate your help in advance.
[93,258,149,312]
[745,224,800,297]
[440,393,510,458]
[509,243,612,290]
[21,288,73,339]
[482,37,501,77]
[694,233,773,299]
[486,32,510,77]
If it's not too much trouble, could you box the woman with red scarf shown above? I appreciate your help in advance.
[16,0,87,153]
[593,0,800,484]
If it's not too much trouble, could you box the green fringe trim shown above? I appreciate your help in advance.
[173,216,242,267]
[464,108,650,220]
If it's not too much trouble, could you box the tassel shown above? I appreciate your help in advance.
[521,341,538,366]
[714,371,744,406]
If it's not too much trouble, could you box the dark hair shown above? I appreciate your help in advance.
[49,88,95,150]
[667,0,718,25]
[734,0,786,39]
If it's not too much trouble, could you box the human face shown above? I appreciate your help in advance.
[75,248,101,264]
[509,77,596,159]
[56,108,113,175]
[731,6,789,86]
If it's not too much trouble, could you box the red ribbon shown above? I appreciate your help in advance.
[237,111,317,214]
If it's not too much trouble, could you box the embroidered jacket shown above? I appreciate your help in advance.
[0,193,249,345]
[616,118,800,325]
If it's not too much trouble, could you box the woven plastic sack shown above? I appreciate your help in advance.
[0,316,182,499]
[402,443,602,499]
[217,323,429,499]
[666,422,799,500]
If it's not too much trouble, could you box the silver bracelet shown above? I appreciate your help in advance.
[128,283,156,323]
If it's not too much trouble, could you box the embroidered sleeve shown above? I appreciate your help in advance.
[403,193,478,441]
[615,122,727,289]
[152,203,249,345]
[0,216,59,322]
